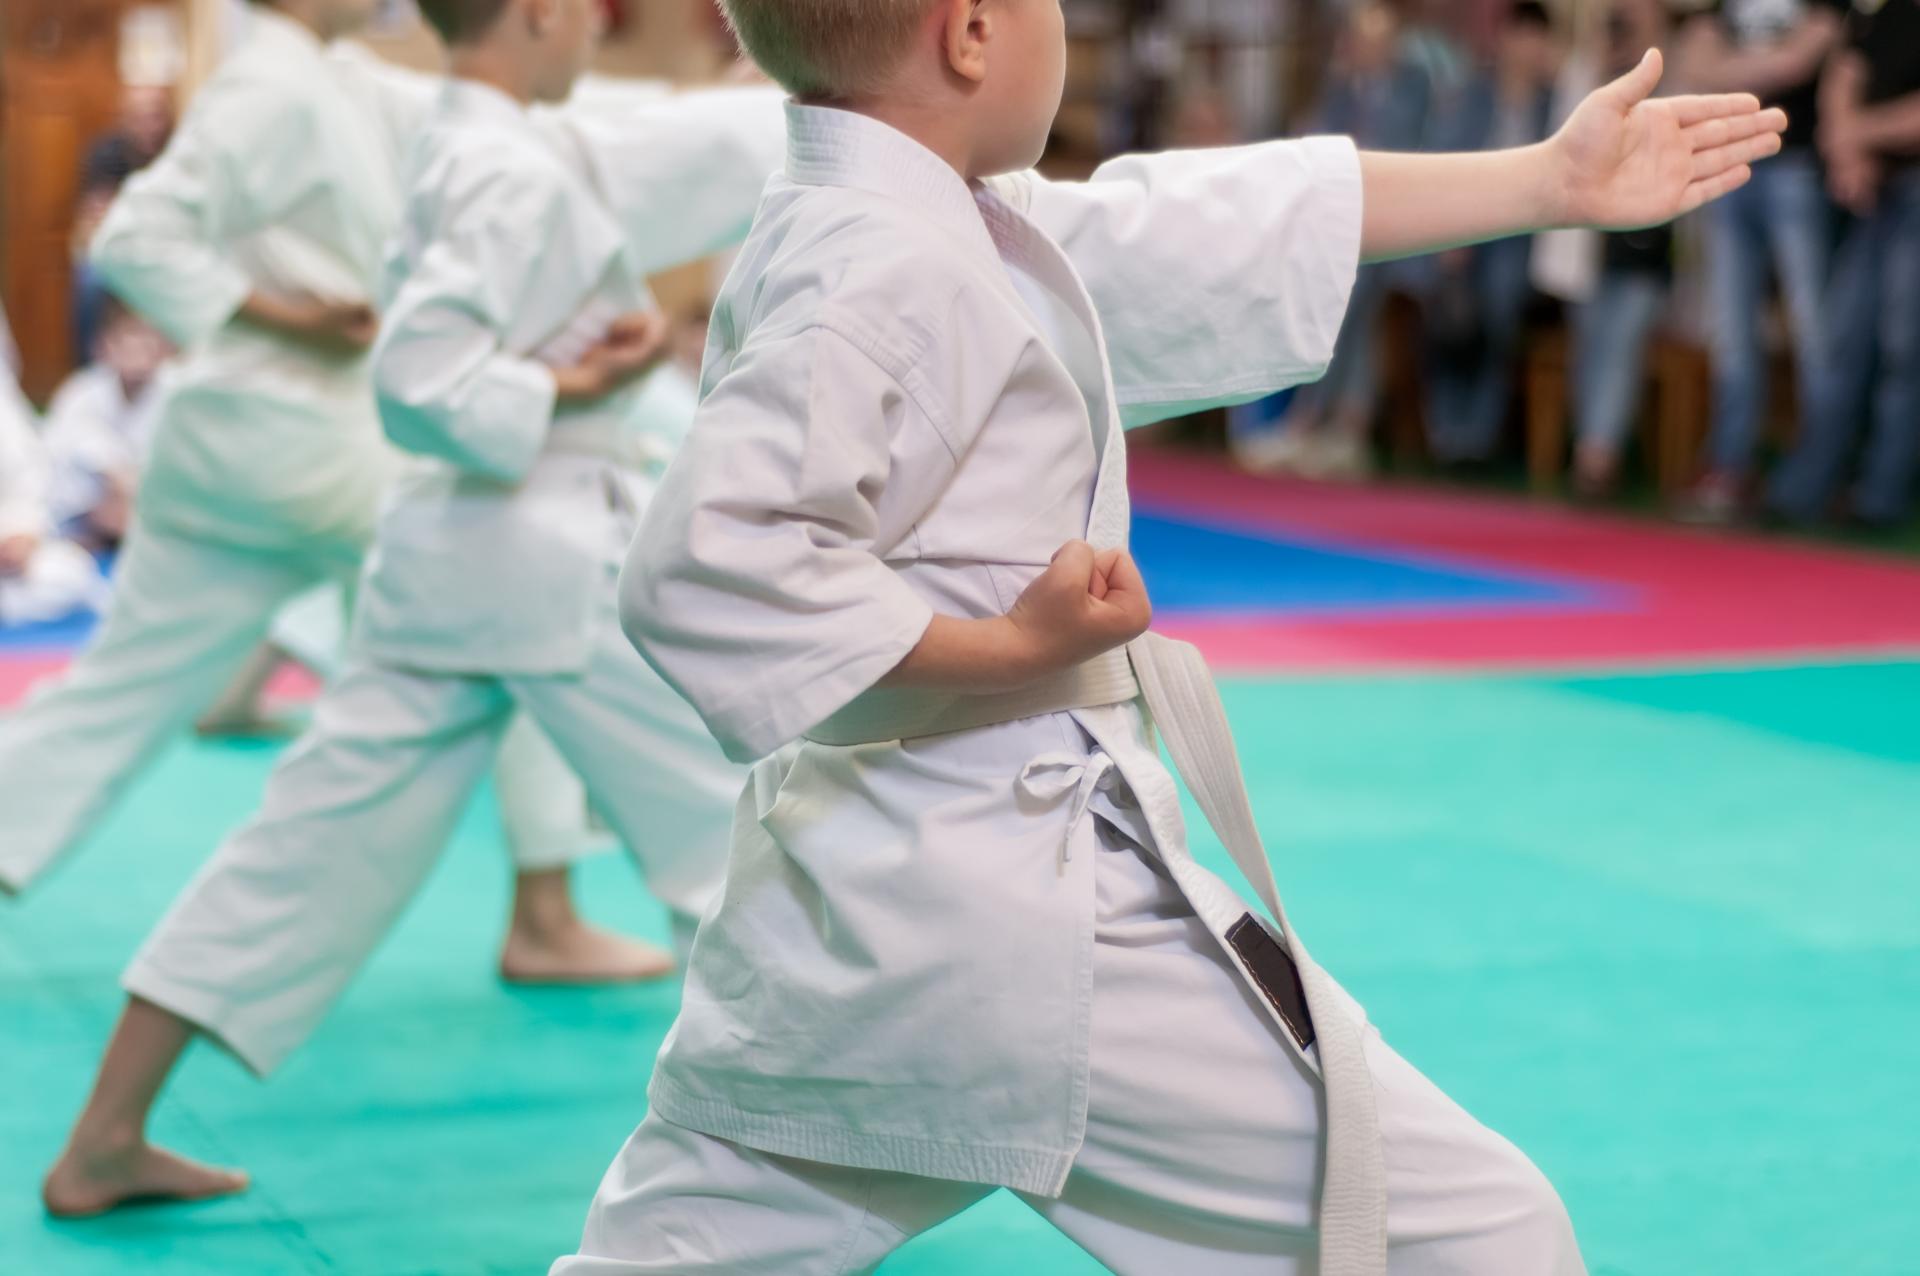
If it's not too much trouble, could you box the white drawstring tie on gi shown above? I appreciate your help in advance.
[1017,751,1118,868]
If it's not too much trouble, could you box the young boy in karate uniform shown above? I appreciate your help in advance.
[553,3,1785,1272]
[0,0,758,984]
[39,0,784,1220]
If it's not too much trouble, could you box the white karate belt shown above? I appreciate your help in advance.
[809,632,1390,1276]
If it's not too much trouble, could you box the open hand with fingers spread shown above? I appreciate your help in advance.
[1553,47,1788,229]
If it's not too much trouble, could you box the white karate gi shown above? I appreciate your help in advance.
[0,379,110,626]
[0,10,402,892]
[39,363,165,534]
[557,106,1582,1275]
[118,79,779,1077]
[0,8,778,893]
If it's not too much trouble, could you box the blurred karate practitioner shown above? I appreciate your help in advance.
[0,0,776,985]
[41,0,779,1216]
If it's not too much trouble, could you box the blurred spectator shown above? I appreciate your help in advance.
[1767,0,1920,528]
[1238,1,1432,478]
[1111,0,1186,152]
[1570,0,1676,498]
[1672,0,1843,524]
[1394,0,1475,104]
[1570,231,1673,496]
[0,356,110,627]
[41,299,171,550]
[71,85,175,368]
[1167,77,1241,150]
[1423,0,1559,466]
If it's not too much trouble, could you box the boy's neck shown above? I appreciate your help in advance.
[448,46,537,106]
[832,92,977,182]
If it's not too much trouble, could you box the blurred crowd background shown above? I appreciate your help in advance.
[3,0,1918,557]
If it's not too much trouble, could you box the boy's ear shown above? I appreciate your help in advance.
[942,0,991,85]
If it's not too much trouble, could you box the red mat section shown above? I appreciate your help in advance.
[0,654,70,709]
[5,452,1918,703]
[1132,448,1920,672]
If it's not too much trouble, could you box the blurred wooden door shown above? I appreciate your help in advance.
[2,0,125,401]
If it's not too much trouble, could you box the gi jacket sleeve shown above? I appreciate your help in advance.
[620,325,937,763]
[537,86,787,276]
[1006,136,1364,428]
[89,72,319,349]
[371,168,578,484]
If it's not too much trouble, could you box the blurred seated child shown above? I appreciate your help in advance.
[41,299,171,549]
[0,365,109,627]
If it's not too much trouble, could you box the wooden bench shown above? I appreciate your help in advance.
[1524,327,1711,497]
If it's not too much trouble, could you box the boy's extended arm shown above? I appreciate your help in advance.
[1358,50,1785,262]
[1008,50,1779,431]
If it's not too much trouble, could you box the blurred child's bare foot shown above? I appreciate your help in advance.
[42,1135,248,1217]
[1305,426,1374,482]
[1230,425,1320,476]
[499,920,675,985]
[192,708,301,740]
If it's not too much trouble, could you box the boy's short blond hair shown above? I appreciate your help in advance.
[721,0,933,98]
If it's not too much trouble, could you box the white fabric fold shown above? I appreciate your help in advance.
[1017,751,1118,867]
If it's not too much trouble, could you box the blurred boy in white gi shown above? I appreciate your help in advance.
[39,300,169,549]
[1,368,110,626]
[40,0,781,1220]
[552,2,1786,1272]
[0,0,772,987]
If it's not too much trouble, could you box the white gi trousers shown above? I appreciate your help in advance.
[267,579,612,873]
[0,521,603,894]
[554,819,1583,1276]
[120,599,740,1076]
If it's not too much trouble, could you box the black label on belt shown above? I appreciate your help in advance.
[1226,913,1316,1052]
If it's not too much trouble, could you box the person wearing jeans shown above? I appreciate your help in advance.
[1672,0,1843,523]
[1423,0,1558,466]
[1768,0,1920,528]
[1571,233,1671,493]
[1681,152,1835,519]
[1771,171,1920,526]
[1240,1,1431,480]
